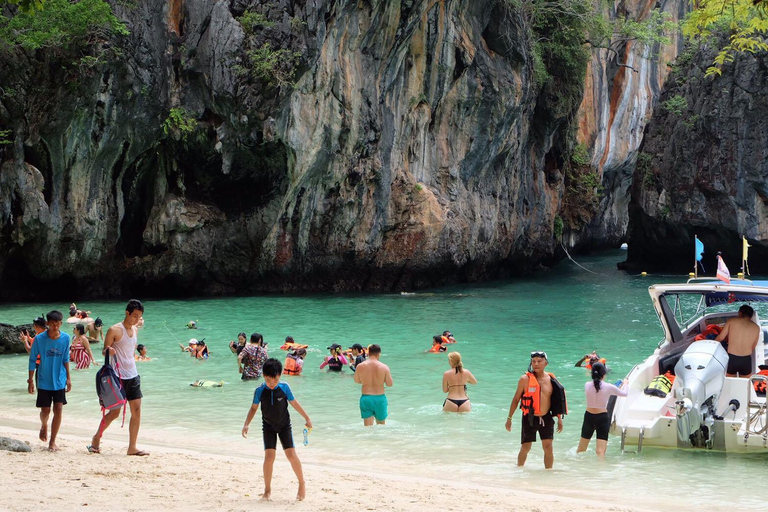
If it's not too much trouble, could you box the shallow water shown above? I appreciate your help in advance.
[1,251,766,508]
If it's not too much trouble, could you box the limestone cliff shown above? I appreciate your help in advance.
[625,42,768,272]
[570,0,687,250]
[0,0,577,298]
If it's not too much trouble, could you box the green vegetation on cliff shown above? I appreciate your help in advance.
[683,0,768,77]
[234,9,302,88]
[0,0,127,51]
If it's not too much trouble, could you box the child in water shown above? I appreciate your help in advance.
[242,358,312,501]
[319,344,348,372]
[135,344,151,361]
[284,348,306,376]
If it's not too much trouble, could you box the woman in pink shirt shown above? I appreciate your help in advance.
[577,362,627,458]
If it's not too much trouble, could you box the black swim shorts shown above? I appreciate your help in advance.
[121,376,143,401]
[36,388,67,408]
[580,411,610,441]
[727,354,753,376]
[263,422,294,451]
[521,413,554,444]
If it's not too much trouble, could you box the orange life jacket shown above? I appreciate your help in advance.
[283,355,302,375]
[585,357,607,370]
[520,372,556,416]
[753,369,768,394]
[280,343,308,351]
[429,344,445,353]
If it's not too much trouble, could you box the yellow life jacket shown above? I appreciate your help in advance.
[644,372,675,398]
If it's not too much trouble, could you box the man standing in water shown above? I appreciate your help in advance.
[716,304,761,377]
[354,344,393,426]
[88,299,148,456]
[505,351,565,469]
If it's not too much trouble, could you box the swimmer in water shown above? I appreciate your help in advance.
[135,344,151,361]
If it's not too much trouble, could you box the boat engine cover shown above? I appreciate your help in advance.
[674,341,728,407]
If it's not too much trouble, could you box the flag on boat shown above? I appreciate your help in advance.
[695,237,704,261]
[716,254,730,284]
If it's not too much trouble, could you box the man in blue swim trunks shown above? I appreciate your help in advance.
[353,344,393,426]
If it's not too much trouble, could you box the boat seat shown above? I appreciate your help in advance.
[659,352,682,375]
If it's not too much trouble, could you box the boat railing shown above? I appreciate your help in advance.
[744,375,768,436]
[685,277,755,285]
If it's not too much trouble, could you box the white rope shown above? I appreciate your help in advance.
[560,241,600,275]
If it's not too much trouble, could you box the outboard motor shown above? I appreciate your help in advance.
[674,341,729,447]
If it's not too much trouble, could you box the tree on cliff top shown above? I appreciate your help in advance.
[0,0,127,51]
[1,0,44,14]
[683,0,768,77]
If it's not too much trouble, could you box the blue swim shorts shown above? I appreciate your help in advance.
[360,394,388,421]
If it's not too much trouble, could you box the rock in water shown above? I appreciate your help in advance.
[0,437,32,453]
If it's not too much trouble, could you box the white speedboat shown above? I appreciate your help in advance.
[611,280,768,452]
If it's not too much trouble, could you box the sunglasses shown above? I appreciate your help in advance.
[530,351,548,359]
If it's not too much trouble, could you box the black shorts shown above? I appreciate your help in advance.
[580,411,610,441]
[121,376,143,401]
[263,422,294,450]
[36,388,66,408]
[521,413,554,444]
[727,354,752,376]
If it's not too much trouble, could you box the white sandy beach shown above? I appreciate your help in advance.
[0,419,662,512]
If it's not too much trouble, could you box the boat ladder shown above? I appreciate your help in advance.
[620,426,644,453]
[743,375,768,436]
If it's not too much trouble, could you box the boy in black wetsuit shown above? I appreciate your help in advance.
[242,358,313,501]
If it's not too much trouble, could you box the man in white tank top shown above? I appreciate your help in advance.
[87,299,148,456]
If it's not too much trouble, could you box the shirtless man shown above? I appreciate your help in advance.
[504,351,564,469]
[716,305,760,377]
[87,299,149,456]
[86,317,104,343]
[353,344,393,426]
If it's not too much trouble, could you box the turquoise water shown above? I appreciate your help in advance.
[1,250,766,508]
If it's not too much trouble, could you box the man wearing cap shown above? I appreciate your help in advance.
[354,344,393,426]
[320,343,348,372]
[180,338,198,357]
[504,351,566,469]
[349,343,367,372]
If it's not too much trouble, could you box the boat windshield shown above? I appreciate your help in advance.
[660,290,768,342]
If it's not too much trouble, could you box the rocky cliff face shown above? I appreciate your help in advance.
[0,0,579,298]
[571,0,687,250]
[625,42,768,272]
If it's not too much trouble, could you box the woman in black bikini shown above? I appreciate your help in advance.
[442,352,477,412]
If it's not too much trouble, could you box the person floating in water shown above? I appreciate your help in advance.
[320,344,348,372]
[180,339,199,357]
[575,351,606,370]
[442,331,457,343]
[429,335,447,353]
[442,352,477,413]
[186,320,198,329]
[135,344,151,361]
[505,351,567,469]
[190,380,223,387]
[195,340,209,359]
